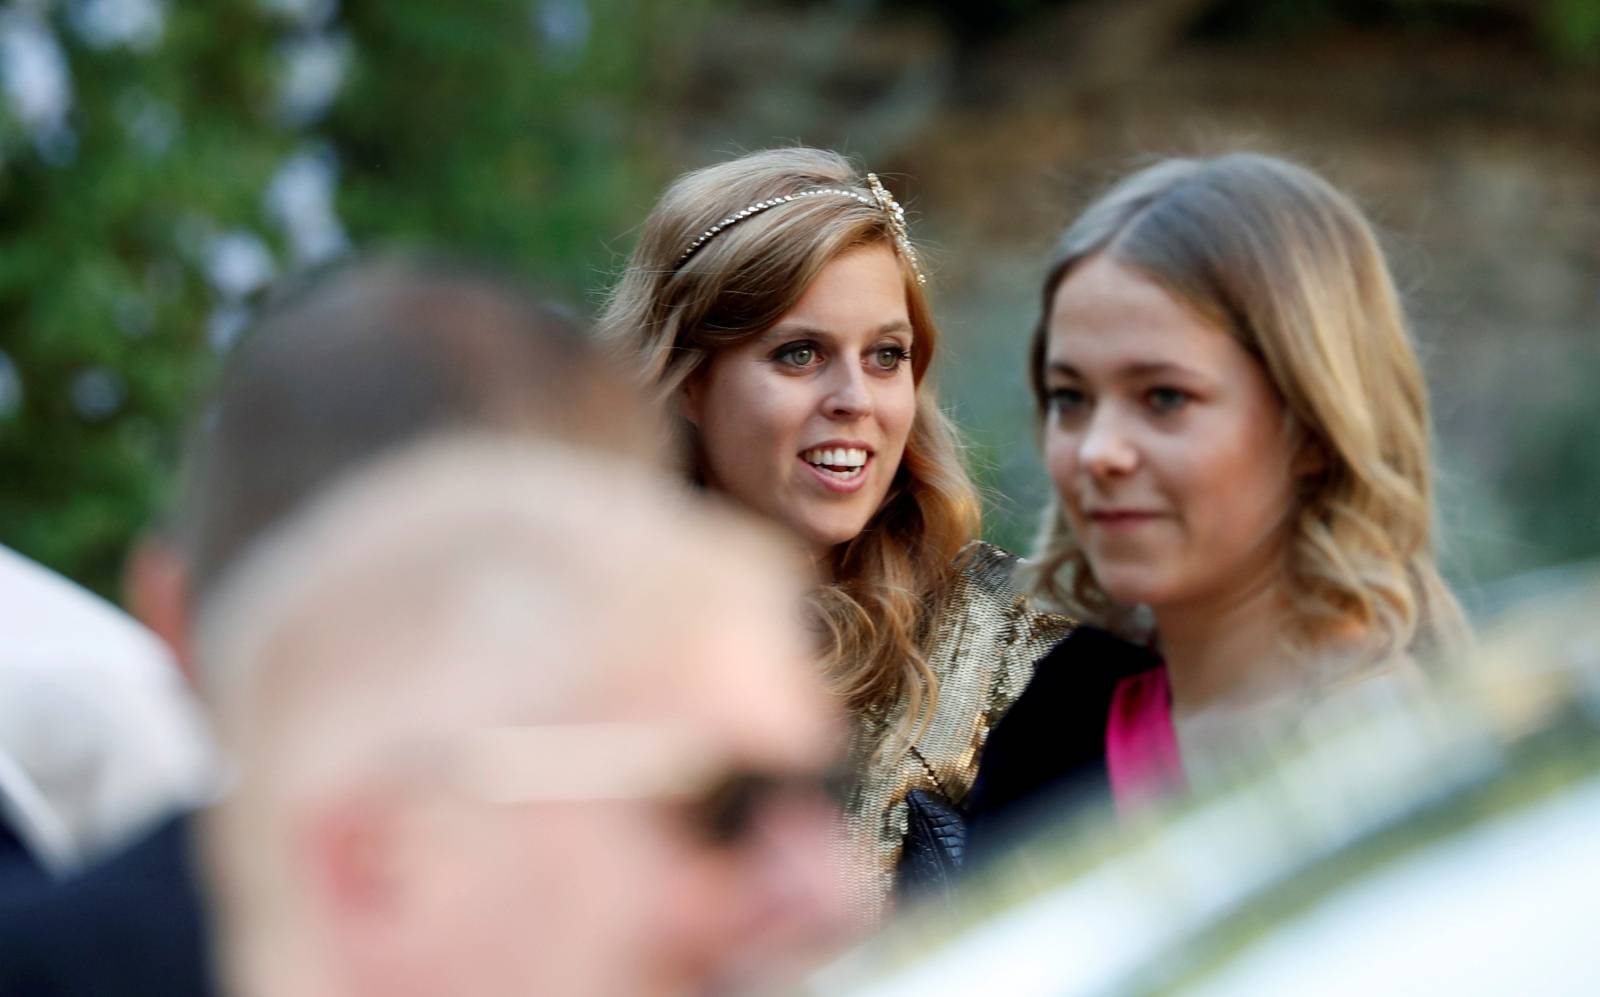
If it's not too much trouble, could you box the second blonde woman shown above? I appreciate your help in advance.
[967,153,1469,859]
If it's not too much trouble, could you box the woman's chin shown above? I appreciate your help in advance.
[790,515,871,556]
[1092,568,1175,611]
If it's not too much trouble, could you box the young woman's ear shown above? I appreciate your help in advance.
[1293,435,1329,479]
[678,377,703,429]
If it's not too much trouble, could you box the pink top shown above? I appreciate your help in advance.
[1104,666,1185,814]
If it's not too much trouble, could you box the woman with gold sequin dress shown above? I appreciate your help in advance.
[598,147,1073,915]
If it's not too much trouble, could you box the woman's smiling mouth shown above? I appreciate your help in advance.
[800,445,872,492]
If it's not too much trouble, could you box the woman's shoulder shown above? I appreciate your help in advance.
[954,540,1027,595]
[946,541,1077,651]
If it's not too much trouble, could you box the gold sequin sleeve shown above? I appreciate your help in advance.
[839,542,1076,919]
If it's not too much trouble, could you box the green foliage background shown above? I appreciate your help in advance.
[0,0,700,597]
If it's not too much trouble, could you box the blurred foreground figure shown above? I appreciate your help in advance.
[0,255,656,996]
[198,439,852,997]
[0,545,211,874]
[146,253,656,665]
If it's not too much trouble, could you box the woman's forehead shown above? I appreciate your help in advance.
[1050,270,1242,371]
[768,247,912,336]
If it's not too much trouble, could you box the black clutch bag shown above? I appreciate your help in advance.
[895,789,967,903]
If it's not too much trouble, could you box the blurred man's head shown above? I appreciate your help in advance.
[132,255,656,669]
[197,438,850,997]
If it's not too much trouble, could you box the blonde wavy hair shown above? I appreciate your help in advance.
[598,147,982,734]
[1028,153,1467,669]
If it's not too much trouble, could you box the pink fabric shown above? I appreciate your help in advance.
[1105,667,1184,814]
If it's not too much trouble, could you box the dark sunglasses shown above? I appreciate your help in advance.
[682,763,856,847]
[427,724,854,850]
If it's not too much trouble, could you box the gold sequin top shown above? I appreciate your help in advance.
[842,541,1075,917]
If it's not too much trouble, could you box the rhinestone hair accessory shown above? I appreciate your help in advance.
[675,172,927,285]
[864,173,925,285]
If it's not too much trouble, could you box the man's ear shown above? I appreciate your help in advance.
[293,793,436,996]
[125,534,196,688]
[298,796,405,921]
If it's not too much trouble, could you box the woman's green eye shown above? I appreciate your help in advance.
[873,347,909,370]
[776,343,817,367]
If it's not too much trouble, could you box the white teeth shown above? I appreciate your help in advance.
[802,447,868,468]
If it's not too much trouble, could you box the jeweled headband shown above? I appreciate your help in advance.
[674,173,926,285]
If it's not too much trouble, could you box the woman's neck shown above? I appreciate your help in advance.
[1152,567,1299,716]
[810,544,838,585]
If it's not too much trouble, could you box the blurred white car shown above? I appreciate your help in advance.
[816,565,1600,996]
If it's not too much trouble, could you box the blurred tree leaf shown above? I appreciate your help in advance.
[1542,0,1600,65]
[0,0,705,599]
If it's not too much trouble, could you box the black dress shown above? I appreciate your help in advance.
[963,625,1163,871]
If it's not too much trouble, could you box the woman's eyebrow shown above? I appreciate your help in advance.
[762,323,833,342]
[1045,359,1202,379]
[764,319,914,341]
[1121,360,1203,379]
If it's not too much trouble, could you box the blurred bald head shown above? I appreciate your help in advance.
[197,437,847,997]
[197,436,823,769]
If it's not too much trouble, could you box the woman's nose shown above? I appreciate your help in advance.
[821,366,871,420]
[1079,407,1139,478]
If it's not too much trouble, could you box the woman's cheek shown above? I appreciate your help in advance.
[1043,429,1078,499]
[886,380,918,446]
